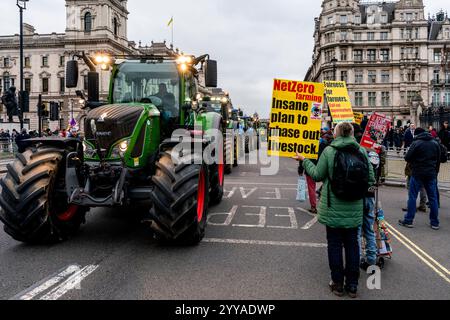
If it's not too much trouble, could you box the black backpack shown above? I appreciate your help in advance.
[328,145,369,205]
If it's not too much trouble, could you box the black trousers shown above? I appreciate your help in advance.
[326,226,360,288]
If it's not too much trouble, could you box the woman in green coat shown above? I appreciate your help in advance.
[295,122,375,298]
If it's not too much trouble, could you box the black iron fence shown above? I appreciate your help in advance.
[420,106,450,129]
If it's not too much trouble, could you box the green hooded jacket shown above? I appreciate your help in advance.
[303,136,375,229]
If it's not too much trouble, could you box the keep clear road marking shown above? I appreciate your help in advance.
[386,222,450,285]
[203,238,327,248]
[11,264,99,300]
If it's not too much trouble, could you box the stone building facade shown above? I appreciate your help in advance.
[0,0,137,131]
[305,0,450,126]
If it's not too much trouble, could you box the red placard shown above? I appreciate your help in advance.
[360,113,391,152]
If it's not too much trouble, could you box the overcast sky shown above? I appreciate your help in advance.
[1,0,449,117]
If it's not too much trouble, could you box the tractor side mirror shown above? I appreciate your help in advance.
[204,60,217,88]
[87,72,100,102]
[66,60,79,88]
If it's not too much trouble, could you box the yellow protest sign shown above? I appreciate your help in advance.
[268,79,324,160]
[324,81,355,123]
[353,112,363,125]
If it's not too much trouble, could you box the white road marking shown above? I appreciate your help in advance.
[226,181,297,186]
[40,264,98,300]
[203,238,327,248]
[297,207,319,230]
[239,187,258,199]
[11,264,98,300]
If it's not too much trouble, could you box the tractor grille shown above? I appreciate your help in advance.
[84,104,144,151]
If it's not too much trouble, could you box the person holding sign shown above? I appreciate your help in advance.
[294,122,375,298]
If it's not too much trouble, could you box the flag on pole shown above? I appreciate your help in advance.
[167,16,173,27]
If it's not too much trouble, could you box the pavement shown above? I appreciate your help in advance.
[0,149,449,300]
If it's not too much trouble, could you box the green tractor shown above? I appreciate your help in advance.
[199,89,239,174]
[0,52,225,245]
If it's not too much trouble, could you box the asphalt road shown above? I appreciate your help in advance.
[0,150,449,300]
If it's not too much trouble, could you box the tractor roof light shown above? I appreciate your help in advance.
[94,54,112,70]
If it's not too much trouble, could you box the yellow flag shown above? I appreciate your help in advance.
[167,16,173,27]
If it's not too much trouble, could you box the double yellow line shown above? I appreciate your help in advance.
[385,222,450,284]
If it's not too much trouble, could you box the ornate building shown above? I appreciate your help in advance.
[0,0,137,130]
[304,0,450,126]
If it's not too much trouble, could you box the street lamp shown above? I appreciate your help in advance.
[17,0,29,130]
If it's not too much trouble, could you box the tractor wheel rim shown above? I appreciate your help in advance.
[57,204,79,222]
[197,169,206,222]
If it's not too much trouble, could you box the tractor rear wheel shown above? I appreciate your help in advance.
[0,146,86,243]
[149,149,209,245]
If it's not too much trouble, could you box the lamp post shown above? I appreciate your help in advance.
[17,0,29,130]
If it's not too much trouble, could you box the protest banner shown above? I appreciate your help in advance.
[360,112,391,152]
[324,81,355,123]
[353,112,364,125]
[268,79,324,159]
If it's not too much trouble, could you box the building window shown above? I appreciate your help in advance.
[42,78,49,93]
[433,90,440,104]
[354,15,361,24]
[324,49,335,62]
[434,69,440,83]
[354,50,363,62]
[327,16,334,25]
[368,92,377,107]
[406,13,413,21]
[406,69,416,82]
[354,32,362,41]
[381,70,390,83]
[340,31,347,41]
[24,57,31,68]
[355,92,363,106]
[3,57,10,68]
[368,70,377,83]
[84,12,92,32]
[341,71,348,83]
[380,49,390,61]
[355,70,363,83]
[340,49,347,61]
[59,77,65,93]
[381,92,390,106]
[407,91,419,103]
[340,15,348,24]
[25,78,31,93]
[3,72,11,91]
[367,49,376,61]
[381,14,388,24]
[367,32,375,41]
[434,50,442,62]
[113,17,119,36]
[60,56,65,67]
[42,56,48,67]
[380,32,389,40]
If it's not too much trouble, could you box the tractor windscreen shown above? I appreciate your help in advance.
[112,61,180,117]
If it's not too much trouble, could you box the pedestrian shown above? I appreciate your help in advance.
[60,128,67,138]
[404,123,415,150]
[15,128,30,153]
[393,127,404,154]
[438,121,450,156]
[399,127,441,230]
[402,162,427,213]
[294,122,375,298]
[428,125,438,139]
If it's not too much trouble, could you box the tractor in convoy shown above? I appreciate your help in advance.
[0,51,224,245]
[199,88,240,174]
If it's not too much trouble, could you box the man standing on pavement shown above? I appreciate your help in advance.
[15,128,30,153]
[438,121,449,158]
[399,127,441,230]
[404,123,415,150]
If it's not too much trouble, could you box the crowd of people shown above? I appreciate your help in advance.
[293,119,448,299]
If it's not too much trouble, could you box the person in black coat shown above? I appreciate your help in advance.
[403,123,416,149]
[399,128,441,230]
[15,128,31,153]
[438,121,450,153]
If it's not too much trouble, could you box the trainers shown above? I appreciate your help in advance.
[329,281,344,297]
[345,286,358,299]
[308,207,318,214]
[402,208,408,212]
[359,260,370,271]
[430,225,440,231]
[398,220,414,228]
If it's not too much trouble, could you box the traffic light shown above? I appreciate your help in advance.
[50,102,60,121]
[19,90,29,113]
[38,103,49,118]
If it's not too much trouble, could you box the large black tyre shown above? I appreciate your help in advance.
[233,136,239,167]
[149,149,209,245]
[0,146,86,243]
[245,135,250,154]
[209,132,225,205]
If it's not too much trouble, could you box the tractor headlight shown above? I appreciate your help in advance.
[83,141,97,159]
[110,139,130,159]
